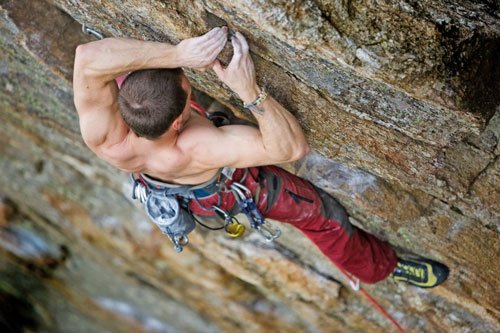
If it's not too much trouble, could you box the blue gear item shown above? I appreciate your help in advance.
[230,183,281,242]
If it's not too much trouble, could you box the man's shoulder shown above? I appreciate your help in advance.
[177,118,222,151]
[94,133,143,170]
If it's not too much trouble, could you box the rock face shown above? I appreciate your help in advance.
[0,0,498,332]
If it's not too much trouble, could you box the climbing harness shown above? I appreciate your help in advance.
[132,171,402,331]
[130,167,281,252]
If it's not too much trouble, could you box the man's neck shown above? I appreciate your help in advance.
[155,127,180,146]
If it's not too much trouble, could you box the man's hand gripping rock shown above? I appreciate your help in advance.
[176,27,228,69]
[211,32,260,104]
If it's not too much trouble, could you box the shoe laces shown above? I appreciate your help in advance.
[394,261,427,280]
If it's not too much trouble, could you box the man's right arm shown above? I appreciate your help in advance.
[198,32,309,168]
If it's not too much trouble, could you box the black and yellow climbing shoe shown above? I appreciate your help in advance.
[392,258,449,288]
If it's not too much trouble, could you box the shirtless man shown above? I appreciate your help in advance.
[73,27,448,288]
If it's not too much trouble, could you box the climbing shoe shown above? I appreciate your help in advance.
[392,258,449,288]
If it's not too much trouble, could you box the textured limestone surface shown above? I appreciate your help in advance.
[0,0,499,332]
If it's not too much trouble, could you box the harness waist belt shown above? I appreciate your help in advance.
[138,168,235,198]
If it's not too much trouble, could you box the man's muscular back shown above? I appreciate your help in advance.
[73,28,309,185]
[98,110,223,185]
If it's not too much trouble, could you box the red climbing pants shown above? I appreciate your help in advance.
[189,166,398,284]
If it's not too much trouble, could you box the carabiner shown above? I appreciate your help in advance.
[163,229,189,253]
[256,223,281,242]
[172,235,189,253]
[230,182,252,197]
[212,205,231,223]
[230,184,246,202]
[82,24,104,40]
[132,180,149,204]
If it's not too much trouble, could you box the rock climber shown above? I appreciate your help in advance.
[73,26,448,288]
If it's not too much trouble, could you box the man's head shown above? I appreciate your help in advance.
[118,68,190,140]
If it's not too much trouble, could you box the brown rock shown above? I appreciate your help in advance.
[0,0,499,332]
[0,198,16,226]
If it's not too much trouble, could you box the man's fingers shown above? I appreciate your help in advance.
[232,36,242,55]
[206,31,227,54]
[201,27,221,41]
[235,32,249,54]
[201,26,226,44]
[208,36,227,60]
[197,28,217,43]
[212,59,225,79]
[196,27,220,46]
[231,37,241,62]
[228,36,243,67]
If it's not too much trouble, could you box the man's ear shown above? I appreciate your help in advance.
[180,75,192,96]
[171,116,182,131]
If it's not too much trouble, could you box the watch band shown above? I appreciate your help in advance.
[244,88,268,114]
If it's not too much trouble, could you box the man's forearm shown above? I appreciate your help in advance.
[74,38,181,81]
[75,27,227,82]
[211,31,309,162]
[249,94,310,161]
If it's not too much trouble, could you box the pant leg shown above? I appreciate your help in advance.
[256,166,397,284]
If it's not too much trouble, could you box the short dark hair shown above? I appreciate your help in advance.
[118,68,188,139]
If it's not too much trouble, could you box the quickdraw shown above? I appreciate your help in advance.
[230,182,281,242]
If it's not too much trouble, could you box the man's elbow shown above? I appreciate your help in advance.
[291,143,310,161]
[74,43,91,68]
[74,41,103,72]
[280,143,310,163]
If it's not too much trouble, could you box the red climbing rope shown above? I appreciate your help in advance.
[338,267,406,333]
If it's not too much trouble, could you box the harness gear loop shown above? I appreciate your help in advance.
[82,24,104,40]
